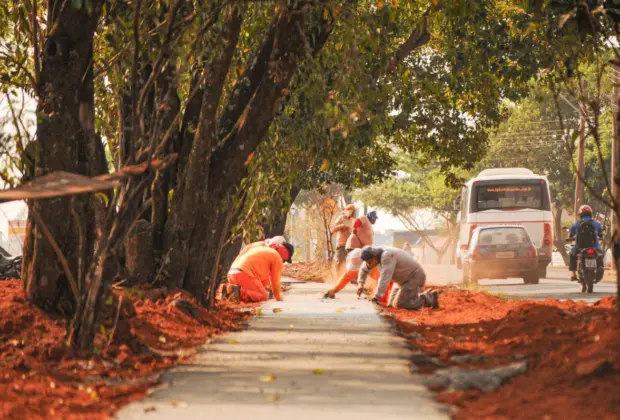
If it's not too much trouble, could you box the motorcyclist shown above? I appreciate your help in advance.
[568,204,604,281]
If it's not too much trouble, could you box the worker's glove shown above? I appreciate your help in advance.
[371,297,380,305]
[356,285,364,297]
[323,291,335,299]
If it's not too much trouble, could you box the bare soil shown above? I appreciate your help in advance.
[387,287,620,419]
[283,261,333,283]
[0,279,255,419]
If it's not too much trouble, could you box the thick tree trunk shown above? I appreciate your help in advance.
[163,7,335,304]
[264,184,301,238]
[163,10,243,294]
[23,0,106,315]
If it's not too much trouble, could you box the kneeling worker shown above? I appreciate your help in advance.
[357,246,438,309]
[226,242,294,302]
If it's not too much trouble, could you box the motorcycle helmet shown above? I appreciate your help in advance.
[578,204,593,217]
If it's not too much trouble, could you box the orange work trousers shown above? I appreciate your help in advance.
[227,271,269,302]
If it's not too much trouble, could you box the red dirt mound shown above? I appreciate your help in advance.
[388,288,620,419]
[0,280,254,419]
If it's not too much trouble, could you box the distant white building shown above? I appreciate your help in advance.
[0,201,27,255]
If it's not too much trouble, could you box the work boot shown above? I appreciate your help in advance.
[570,272,578,282]
[220,284,241,303]
[431,291,440,309]
[215,284,227,301]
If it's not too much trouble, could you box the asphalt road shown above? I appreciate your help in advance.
[424,264,617,303]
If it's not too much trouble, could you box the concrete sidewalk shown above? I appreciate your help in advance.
[117,280,447,420]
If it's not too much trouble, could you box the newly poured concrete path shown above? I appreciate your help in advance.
[117,281,447,420]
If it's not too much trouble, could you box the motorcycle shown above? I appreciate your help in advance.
[576,247,602,293]
[0,254,22,280]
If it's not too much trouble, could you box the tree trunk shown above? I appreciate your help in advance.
[163,10,243,294]
[23,0,106,315]
[264,184,301,238]
[163,8,335,303]
[553,207,569,265]
[435,238,453,264]
[151,64,180,255]
[219,238,243,280]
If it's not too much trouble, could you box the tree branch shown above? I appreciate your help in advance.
[387,4,442,74]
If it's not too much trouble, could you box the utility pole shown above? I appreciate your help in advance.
[574,80,587,219]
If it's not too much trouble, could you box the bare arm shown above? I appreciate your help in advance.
[270,257,283,301]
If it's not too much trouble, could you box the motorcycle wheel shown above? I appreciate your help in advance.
[585,271,595,294]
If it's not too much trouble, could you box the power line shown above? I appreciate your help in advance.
[492,128,576,134]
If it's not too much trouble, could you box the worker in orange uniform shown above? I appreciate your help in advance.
[225,242,294,302]
[236,235,286,257]
[323,248,381,299]
[331,204,356,275]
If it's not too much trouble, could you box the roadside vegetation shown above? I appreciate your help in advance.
[2,0,620,417]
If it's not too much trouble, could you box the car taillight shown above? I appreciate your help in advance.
[528,246,538,258]
[586,248,596,256]
[472,248,482,260]
[469,224,478,239]
[542,223,553,247]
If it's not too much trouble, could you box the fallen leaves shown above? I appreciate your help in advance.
[273,308,283,313]
[312,368,325,375]
[263,394,281,402]
[259,375,277,382]
[169,400,188,408]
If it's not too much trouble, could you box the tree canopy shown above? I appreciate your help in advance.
[4,0,620,351]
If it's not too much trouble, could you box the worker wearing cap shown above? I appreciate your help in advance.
[346,211,378,250]
[226,242,294,302]
[357,246,438,310]
[331,204,356,274]
[236,235,286,258]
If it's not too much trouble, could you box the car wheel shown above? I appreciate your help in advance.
[537,265,547,279]
[523,271,540,285]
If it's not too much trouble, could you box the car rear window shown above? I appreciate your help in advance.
[477,228,531,247]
